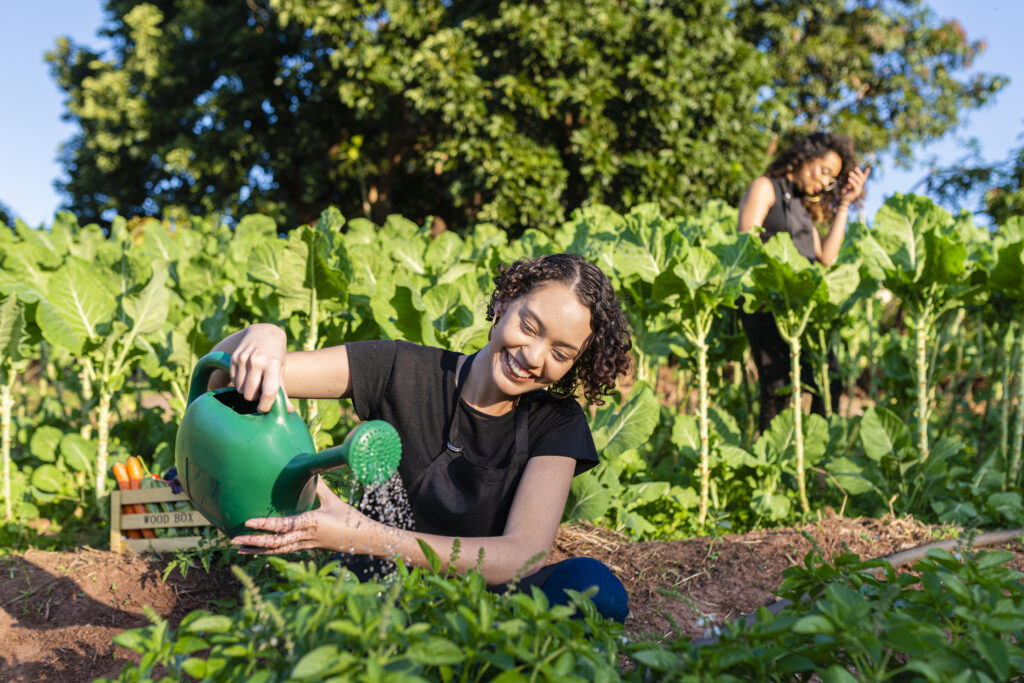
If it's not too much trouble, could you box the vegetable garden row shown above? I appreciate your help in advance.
[1,195,1023,539]
[3,196,1024,680]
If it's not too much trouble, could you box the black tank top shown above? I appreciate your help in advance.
[760,176,816,263]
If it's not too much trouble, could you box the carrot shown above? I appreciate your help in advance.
[126,456,145,490]
[126,457,158,539]
[112,463,142,540]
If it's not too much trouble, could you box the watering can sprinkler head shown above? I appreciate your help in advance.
[174,351,402,536]
[335,420,402,487]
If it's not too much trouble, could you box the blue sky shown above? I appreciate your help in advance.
[1,1,1021,228]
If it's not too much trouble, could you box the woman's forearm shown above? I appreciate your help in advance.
[818,203,851,266]
[338,514,552,585]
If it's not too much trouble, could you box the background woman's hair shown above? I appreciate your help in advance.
[487,253,632,405]
[766,132,862,223]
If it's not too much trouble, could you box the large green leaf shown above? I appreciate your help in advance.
[825,456,877,496]
[60,433,96,473]
[139,220,181,263]
[123,268,170,337]
[859,406,912,462]
[563,472,614,522]
[0,243,51,302]
[15,219,65,268]
[31,464,64,493]
[822,264,860,307]
[247,238,311,316]
[588,383,659,459]
[37,259,116,353]
[0,294,26,365]
[751,234,823,315]
[754,411,828,468]
[872,194,952,274]
[989,240,1024,301]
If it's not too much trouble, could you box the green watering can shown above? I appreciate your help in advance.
[175,351,401,537]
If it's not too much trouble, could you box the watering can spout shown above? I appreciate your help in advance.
[287,421,402,487]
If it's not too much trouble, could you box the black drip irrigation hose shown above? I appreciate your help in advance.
[692,528,1024,647]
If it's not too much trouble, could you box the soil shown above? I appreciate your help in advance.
[3,513,1023,682]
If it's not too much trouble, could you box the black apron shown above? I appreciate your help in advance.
[762,175,816,263]
[407,352,532,537]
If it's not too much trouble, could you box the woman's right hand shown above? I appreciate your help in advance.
[229,324,294,413]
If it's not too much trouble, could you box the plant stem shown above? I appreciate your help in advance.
[1,378,13,522]
[38,341,48,403]
[1009,326,1024,488]
[816,328,832,418]
[914,312,932,461]
[96,389,111,502]
[996,324,1012,478]
[696,337,710,528]
[80,358,95,440]
[789,333,809,515]
[866,297,877,403]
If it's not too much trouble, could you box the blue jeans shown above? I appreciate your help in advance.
[499,557,629,623]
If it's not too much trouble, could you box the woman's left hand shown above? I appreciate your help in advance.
[839,166,871,206]
[231,478,363,554]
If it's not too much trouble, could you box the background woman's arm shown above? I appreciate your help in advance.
[814,166,871,267]
[737,176,775,233]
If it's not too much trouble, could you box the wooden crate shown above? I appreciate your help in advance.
[110,487,222,553]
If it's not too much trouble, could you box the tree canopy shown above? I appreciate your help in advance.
[922,139,1024,225]
[0,200,14,229]
[48,0,1004,233]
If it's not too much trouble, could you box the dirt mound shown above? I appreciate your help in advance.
[549,512,1024,641]
[0,548,236,682]
[2,514,1021,682]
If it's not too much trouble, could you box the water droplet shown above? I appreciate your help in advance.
[333,471,414,581]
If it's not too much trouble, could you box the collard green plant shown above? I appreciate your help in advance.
[827,405,963,522]
[747,234,847,515]
[653,230,762,527]
[862,194,987,462]
[985,218,1024,487]
[34,219,171,502]
[564,383,664,536]
[0,294,30,521]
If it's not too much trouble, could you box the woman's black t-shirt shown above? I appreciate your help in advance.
[761,175,817,263]
[345,340,598,536]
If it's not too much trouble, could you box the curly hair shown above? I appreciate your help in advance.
[766,132,863,224]
[486,253,632,405]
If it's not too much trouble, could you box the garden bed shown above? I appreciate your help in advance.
[3,512,1021,682]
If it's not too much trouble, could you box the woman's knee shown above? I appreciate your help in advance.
[540,557,629,623]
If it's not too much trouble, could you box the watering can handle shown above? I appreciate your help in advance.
[185,351,288,418]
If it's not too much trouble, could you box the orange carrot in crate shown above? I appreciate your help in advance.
[126,456,145,490]
[120,459,157,539]
[112,463,142,540]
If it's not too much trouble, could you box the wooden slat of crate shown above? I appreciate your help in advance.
[120,508,208,529]
[110,488,222,553]
[121,536,217,553]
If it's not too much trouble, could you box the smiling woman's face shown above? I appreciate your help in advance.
[788,150,843,197]
[481,282,592,401]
